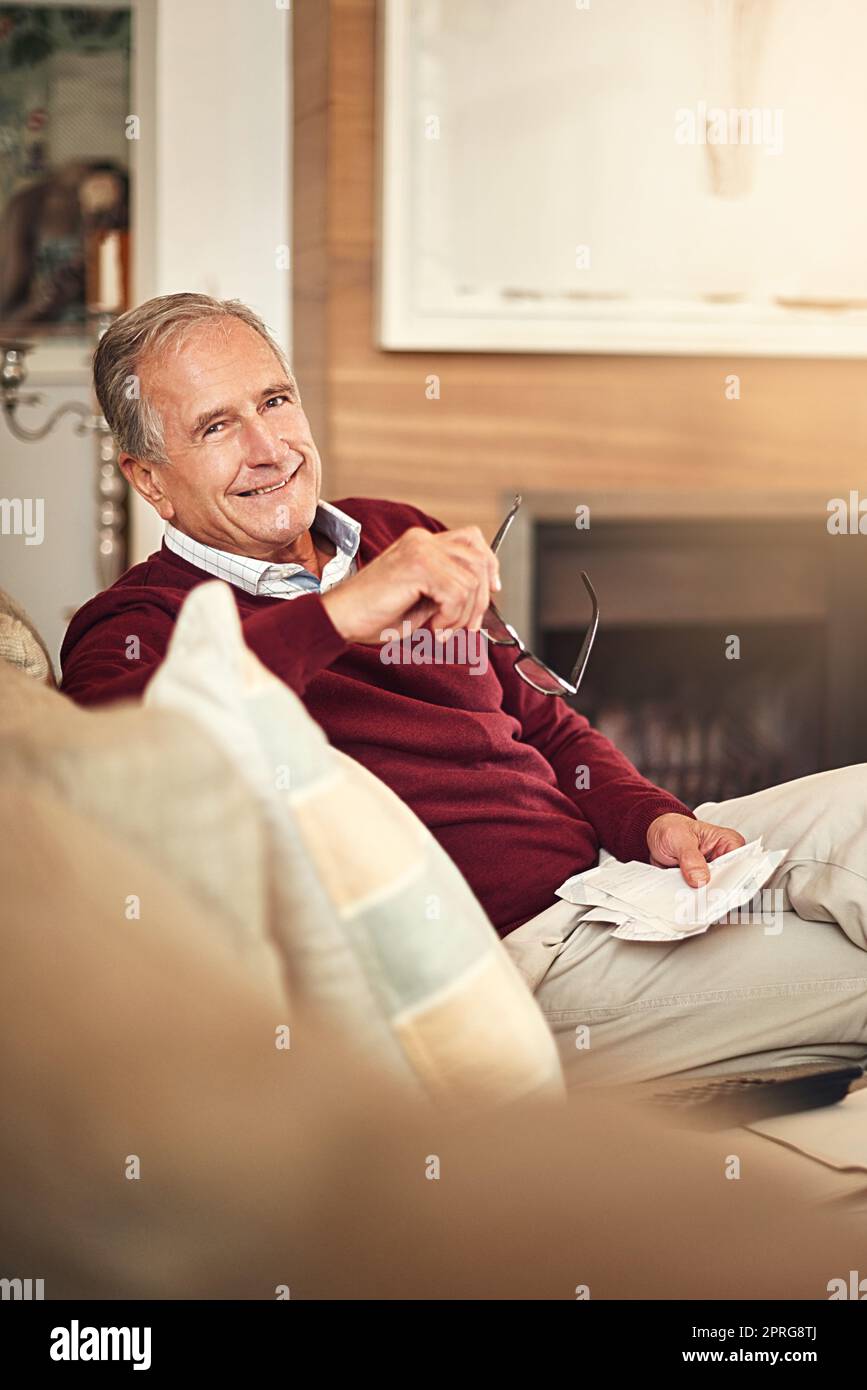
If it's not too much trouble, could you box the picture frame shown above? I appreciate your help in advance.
[376,0,867,357]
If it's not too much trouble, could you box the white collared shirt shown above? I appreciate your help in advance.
[164,499,361,599]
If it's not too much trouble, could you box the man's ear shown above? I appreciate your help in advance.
[118,453,176,522]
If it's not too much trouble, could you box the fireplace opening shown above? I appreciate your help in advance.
[543,621,825,805]
[533,513,867,808]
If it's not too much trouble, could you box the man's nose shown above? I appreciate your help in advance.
[240,413,286,464]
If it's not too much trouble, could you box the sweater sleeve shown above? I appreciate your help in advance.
[490,644,695,861]
[61,590,349,707]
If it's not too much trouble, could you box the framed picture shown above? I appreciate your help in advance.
[377,0,867,356]
[0,3,132,341]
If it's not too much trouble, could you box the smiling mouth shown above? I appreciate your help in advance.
[237,478,294,500]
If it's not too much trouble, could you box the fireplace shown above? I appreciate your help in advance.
[501,493,867,807]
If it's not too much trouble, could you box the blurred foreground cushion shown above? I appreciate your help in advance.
[0,778,302,1298]
[145,580,565,1109]
[3,781,855,1300]
[0,586,54,684]
[0,654,277,975]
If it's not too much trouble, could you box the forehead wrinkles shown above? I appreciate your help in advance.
[145,322,287,415]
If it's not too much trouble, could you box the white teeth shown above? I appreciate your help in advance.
[244,477,288,497]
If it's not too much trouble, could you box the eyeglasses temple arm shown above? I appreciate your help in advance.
[490,493,522,553]
[568,571,600,691]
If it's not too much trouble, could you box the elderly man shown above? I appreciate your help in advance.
[62,293,867,1087]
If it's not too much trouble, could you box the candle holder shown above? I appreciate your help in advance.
[0,311,128,588]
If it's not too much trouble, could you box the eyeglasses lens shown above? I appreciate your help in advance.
[515,653,569,695]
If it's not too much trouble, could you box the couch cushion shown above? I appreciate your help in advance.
[0,779,341,1297]
[145,580,565,1108]
[0,586,54,684]
[0,656,274,968]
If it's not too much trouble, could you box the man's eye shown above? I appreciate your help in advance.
[204,421,227,437]
[264,395,290,409]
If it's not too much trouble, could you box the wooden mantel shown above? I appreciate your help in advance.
[293,0,867,544]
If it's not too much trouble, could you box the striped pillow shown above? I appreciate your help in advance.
[146,581,564,1109]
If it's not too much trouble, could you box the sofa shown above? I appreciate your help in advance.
[1,581,864,1299]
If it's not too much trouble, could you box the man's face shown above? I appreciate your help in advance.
[128,318,321,558]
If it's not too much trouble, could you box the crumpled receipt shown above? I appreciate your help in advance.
[555,838,789,941]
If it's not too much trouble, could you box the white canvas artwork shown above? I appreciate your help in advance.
[377,0,867,355]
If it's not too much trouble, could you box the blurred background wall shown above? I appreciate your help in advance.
[293,0,867,800]
[294,0,867,544]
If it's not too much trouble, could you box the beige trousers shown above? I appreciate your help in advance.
[502,765,867,1088]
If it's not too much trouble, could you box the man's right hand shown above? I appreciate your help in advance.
[321,524,501,646]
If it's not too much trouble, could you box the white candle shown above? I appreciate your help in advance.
[99,231,123,311]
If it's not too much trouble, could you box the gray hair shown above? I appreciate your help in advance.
[92,292,292,462]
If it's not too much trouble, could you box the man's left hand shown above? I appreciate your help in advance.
[646,812,746,887]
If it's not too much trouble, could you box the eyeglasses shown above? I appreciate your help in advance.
[483,494,599,697]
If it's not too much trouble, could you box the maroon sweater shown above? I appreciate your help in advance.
[60,497,693,935]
